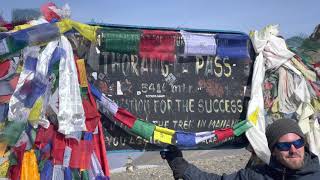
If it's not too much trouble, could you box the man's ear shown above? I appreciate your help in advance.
[271,148,277,156]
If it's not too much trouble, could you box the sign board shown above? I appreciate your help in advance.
[87,25,254,151]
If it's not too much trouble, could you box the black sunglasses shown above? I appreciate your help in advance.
[275,139,305,151]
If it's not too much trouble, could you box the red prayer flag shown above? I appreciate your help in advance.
[214,128,234,142]
[9,143,26,180]
[9,75,20,90]
[113,108,137,128]
[52,132,66,165]
[0,60,10,78]
[309,80,320,97]
[0,95,11,104]
[68,139,93,169]
[92,120,110,176]
[139,30,178,62]
[40,2,61,22]
[35,124,55,149]
[83,85,101,132]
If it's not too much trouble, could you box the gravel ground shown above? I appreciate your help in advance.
[110,149,251,180]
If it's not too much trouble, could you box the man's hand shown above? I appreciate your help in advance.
[160,145,188,179]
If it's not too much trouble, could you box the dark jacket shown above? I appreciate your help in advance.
[182,151,320,180]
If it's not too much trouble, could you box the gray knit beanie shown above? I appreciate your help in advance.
[266,118,305,150]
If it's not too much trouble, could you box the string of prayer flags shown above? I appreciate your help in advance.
[0,23,60,60]
[153,126,175,144]
[91,83,253,147]
[113,108,137,128]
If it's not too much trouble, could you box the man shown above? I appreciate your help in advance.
[163,118,320,179]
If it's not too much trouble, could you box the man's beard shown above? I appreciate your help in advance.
[281,152,304,170]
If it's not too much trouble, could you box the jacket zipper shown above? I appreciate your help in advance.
[282,168,286,180]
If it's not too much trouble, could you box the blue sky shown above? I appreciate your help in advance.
[1,0,319,38]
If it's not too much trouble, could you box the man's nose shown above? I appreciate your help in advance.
[289,144,298,154]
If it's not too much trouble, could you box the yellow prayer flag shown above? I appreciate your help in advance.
[76,59,88,87]
[20,150,40,180]
[14,24,33,31]
[0,143,7,157]
[0,160,9,178]
[16,64,23,73]
[271,98,279,113]
[0,123,4,131]
[248,107,259,126]
[312,98,320,111]
[56,19,73,34]
[56,19,99,42]
[69,20,99,42]
[153,126,175,144]
[28,98,43,126]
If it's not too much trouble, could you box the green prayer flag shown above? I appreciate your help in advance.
[233,120,252,136]
[0,36,28,60]
[8,152,18,166]
[130,118,156,140]
[81,170,89,180]
[232,120,246,129]
[38,158,48,171]
[29,127,37,145]
[51,62,60,92]
[100,28,141,54]
[0,121,26,146]
[72,169,81,180]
